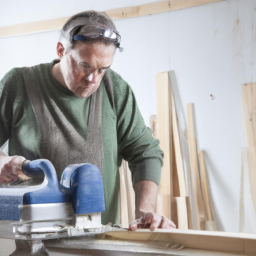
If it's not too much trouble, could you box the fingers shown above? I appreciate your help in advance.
[129,219,138,231]
[160,215,176,229]
[129,212,176,232]
[0,155,29,184]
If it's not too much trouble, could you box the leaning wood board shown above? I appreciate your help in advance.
[242,82,256,147]
[0,0,226,38]
[106,228,256,254]
[156,72,173,219]
[187,103,205,230]
[242,82,256,218]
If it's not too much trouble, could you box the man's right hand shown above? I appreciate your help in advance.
[0,155,29,183]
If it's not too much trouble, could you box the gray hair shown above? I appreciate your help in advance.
[59,11,118,51]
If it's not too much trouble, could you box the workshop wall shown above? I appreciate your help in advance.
[0,0,255,232]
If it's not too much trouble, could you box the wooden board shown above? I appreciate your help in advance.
[119,162,129,228]
[187,103,205,230]
[149,115,157,138]
[0,0,226,38]
[242,82,256,147]
[106,0,224,19]
[242,83,256,226]
[106,228,256,254]
[156,72,173,218]
[172,92,186,197]
[119,160,135,228]
[199,150,213,223]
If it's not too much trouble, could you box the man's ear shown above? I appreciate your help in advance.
[56,42,65,59]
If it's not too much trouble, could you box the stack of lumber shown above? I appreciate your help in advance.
[155,71,215,230]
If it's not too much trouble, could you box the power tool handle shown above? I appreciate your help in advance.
[22,160,44,177]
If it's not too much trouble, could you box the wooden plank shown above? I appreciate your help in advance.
[123,160,135,224]
[106,228,256,254]
[0,0,226,38]
[172,92,186,197]
[156,72,173,219]
[106,0,224,19]
[119,160,135,228]
[242,82,256,147]
[242,83,256,227]
[0,17,70,38]
[149,115,157,139]
[187,103,205,230]
[247,148,256,216]
[199,150,213,222]
[119,162,129,228]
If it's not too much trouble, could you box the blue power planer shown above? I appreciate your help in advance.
[0,159,111,239]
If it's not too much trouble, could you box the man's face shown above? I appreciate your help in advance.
[60,41,116,98]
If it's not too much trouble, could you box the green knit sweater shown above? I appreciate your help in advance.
[0,61,163,224]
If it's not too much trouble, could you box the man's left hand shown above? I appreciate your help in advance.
[129,212,176,231]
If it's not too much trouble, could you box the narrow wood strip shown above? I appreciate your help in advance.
[123,160,135,224]
[247,148,256,216]
[0,0,225,38]
[0,17,70,38]
[156,72,172,218]
[199,150,213,222]
[172,92,186,197]
[106,0,224,19]
[149,115,157,139]
[187,103,205,230]
[171,197,189,229]
[119,161,129,228]
[106,228,256,254]
[242,83,256,148]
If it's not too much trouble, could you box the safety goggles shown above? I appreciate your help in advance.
[73,25,123,51]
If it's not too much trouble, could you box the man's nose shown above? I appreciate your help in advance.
[85,71,97,84]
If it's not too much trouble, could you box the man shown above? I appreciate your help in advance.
[0,11,175,231]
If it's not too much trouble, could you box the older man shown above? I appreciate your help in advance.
[0,11,175,231]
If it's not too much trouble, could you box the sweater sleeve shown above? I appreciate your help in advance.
[109,70,163,186]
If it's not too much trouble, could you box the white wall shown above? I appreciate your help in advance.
[0,0,256,232]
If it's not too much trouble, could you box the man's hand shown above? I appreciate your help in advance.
[129,212,176,231]
[131,180,176,231]
[0,155,29,183]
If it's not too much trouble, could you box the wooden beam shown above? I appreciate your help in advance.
[156,72,173,219]
[242,83,256,218]
[199,150,212,221]
[242,82,256,147]
[0,0,226,38]
[199,150,216,231]
[106,228,256,254]
[187,103,205,230]
[106,0,224,19]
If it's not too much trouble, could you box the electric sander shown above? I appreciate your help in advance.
[0,159,122,240]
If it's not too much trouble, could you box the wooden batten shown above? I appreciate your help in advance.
[242,82,256,147]
[119,160,135,228]
[149,115,157,138]
[0,0,225,38]
[156,72,173,219]
[187,103,205,230]
[106,228,256,254]
[242,82,256,219]
[171,92,186,197]
[199,150,212,221]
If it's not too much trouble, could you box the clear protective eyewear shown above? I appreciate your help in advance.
[73,25,123,52]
